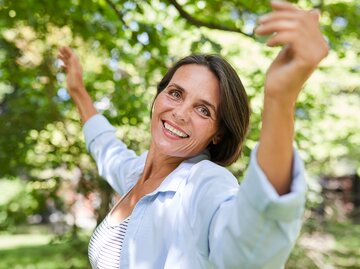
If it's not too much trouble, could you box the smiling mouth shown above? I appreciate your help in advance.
[163,121,189,138]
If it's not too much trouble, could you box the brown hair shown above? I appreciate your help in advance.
[154,55,250,166]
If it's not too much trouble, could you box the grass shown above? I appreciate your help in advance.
[0,241,89,269]
[0,229,90,269]
[0,234,52,250]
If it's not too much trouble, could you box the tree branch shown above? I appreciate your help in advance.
[168,0,254,38]
[104,0,129,29]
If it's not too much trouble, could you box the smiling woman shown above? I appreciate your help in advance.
[58,1,328,268]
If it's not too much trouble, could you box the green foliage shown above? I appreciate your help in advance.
[287,219,360,268]
[0,178,62,231]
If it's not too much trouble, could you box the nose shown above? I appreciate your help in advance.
[172,105,191,123]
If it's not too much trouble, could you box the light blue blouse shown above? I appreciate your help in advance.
[83,114,307,269]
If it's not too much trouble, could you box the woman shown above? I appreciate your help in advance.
[59,1,328,268]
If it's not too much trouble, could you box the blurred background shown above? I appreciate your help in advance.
[0,0,359,268]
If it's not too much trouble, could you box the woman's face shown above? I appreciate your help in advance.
[151,64,221,159]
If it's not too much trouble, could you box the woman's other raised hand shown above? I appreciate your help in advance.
[58,47,97,124]
[256,1,329,104]
[58,46,85,96]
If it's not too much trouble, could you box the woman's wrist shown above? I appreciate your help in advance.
[263,92,297,113]
[69,84,87,98]
[69,86,98,124]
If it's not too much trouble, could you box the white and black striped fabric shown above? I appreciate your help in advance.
[88,216,131,269]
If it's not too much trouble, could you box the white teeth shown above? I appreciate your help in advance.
[164,122,188,138]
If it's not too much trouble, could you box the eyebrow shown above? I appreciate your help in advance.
[169,83,218,114]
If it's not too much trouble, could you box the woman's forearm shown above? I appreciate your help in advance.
[257,96,295,195]
[70,86,98,124]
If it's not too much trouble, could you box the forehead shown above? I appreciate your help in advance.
[169,64,220,107]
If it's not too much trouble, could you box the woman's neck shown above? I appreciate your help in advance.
[139,144,184,185]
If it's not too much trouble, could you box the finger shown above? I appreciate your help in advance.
[59,46,72,58]
[55,56,67,72]
[266,31,295,47]
[255,20,297,35]
[58,50,69,62]
[59,47,67,57]
[259,11,300,24]
[58,53,68,65]
[270,1,300,12]
[63,46,73,57]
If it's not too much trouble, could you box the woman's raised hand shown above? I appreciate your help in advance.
[58,47,97,123]
[58,47,85,96]
[256,1,329,104]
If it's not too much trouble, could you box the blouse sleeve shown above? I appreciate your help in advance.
[83,114,143,195]
[208,146,307,269]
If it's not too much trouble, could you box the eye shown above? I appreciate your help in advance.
[197,106,210,117]
[169,89,181,99]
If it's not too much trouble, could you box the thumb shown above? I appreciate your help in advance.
[310,9,321,21]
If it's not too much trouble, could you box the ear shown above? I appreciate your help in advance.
[212,134,222,145]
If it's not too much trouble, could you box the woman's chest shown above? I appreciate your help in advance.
[120,193,209,267]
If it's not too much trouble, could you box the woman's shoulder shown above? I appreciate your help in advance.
[179,159,240,226]
[187,159,239,190]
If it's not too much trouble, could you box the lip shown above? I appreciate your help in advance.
[162,120,189,139]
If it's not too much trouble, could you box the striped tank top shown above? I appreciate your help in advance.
[88,215,130,269]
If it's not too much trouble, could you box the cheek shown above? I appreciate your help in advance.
[196,119,218,133]
[193,121,218,143]
[152,95,172,115]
